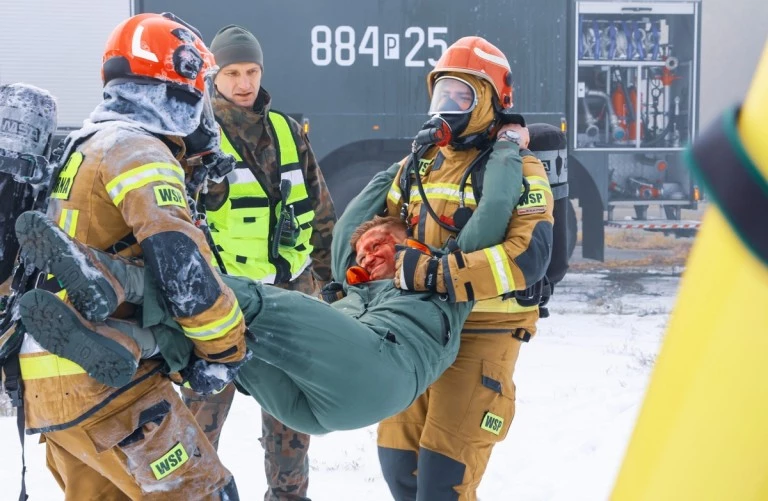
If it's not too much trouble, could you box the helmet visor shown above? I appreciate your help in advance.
[429,77,477,115]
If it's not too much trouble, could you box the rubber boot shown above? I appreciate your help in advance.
[14,210,144,322]
[19,289,141,387]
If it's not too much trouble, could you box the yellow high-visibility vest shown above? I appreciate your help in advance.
[207,111,314,283]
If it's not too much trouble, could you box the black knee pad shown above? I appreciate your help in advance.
[416,447,466,501]
[378,446,417,501]
[141,231,222,317]
[218,476,239,500]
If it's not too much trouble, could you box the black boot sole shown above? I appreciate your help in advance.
[19,289,137,388]
[15,211,117,322]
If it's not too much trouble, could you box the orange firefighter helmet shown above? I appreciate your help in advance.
[428,36,514,109]
[102,13,214,99]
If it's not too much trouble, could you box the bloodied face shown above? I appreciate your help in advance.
[354,225,407,281]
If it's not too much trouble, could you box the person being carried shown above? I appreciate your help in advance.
[17,212,462,434]
[16,127,524,434]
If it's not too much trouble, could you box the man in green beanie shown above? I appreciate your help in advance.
[188,24,337,501]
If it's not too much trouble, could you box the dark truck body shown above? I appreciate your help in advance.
[136,0,702,261]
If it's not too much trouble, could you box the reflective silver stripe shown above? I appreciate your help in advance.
[280,169,305,187]
[259,255,311,284]
[20,334,46,355]
[409,186,477,204]
[229,168,257,185]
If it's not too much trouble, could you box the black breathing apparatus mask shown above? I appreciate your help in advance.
[414,76,477,148]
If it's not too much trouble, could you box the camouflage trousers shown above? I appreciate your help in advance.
[179,269,317,501]
[181,383,311,501]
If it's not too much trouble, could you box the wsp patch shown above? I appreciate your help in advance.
[516,190,547,215]
[480,411,505,435]
[418,157,434,175]
[153,185,186,208]
[50,152,83,200]
[150,442,189,480]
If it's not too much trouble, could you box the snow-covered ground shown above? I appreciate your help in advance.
[0,270,677,500]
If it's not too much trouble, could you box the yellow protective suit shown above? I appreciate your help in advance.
[612,41,768,500]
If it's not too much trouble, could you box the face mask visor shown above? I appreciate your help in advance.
[428,76,477,115]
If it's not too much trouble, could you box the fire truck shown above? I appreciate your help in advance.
[0,0,703,261]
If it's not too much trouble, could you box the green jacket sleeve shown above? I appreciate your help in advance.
[331,162,400,281]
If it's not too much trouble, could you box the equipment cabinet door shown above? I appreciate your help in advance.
[573,1,700,152]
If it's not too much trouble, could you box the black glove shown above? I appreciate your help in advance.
[320,281,345,303]
[178,349,253,395]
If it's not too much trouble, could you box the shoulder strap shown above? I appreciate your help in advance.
[468,147,494,203]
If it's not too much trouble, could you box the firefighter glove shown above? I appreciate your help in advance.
[394,245,446,293]
[320,281,346,303]
[179,348,253,395]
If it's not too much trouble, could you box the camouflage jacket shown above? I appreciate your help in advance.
[206,86,336,286]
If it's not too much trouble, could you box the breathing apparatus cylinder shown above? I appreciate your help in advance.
[0,83,57,285]
[528,122,568,286]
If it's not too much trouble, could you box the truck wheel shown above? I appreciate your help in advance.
[324,160,391,214]
[566,199,578,259]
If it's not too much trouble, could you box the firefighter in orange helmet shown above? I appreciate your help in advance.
[376,36,554,500]
[13,13,245,500]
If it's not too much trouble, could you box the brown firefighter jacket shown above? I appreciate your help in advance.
[205,86,336,292]
[387,141,554,335]
[20,122,247,431]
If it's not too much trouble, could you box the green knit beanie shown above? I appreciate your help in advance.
[210,25,263,69]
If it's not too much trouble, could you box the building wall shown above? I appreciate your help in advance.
[0,1,130,127]
[700,0,768,126]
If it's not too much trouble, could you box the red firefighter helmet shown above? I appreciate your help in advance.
[428,36,514,109]
[102,13,213,99]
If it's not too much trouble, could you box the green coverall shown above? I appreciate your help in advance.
[143,150,522,435]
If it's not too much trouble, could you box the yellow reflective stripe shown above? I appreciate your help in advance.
[20,354,86,379]
[106,163,185,206]
[388,186,402,204]
[182,302,243,341]
[471,296,539,314]
[58,209,79,237]
[483,244,515,294]
[296,210,316,225]
[269,111,299,166]
[219,127,243,162]
[287,182,309,203]
[526,176,553,196]
[54,210,79,301]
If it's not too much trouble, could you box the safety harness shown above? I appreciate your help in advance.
[397,140,551,322]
